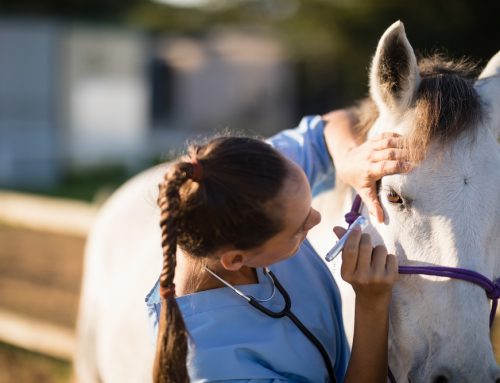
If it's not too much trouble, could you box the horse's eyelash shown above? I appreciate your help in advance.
[381,186,400,196]
[382,186,413,206]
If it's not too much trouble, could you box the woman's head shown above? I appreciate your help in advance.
[236,159,321,268]
[154,135,310,383]
[172,136,291,257]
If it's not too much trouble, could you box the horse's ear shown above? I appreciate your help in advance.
[476,51,500,140]
[369,21,420,115]
[478,50,500,80]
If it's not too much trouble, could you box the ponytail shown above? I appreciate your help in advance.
[152,136,288,382]
[153,162,193,383]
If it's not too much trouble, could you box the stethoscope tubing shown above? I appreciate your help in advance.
[248,270,337,383]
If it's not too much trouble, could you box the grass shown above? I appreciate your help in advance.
[7,165,135,203]
[8,157,172,203]
[0,342,72,383]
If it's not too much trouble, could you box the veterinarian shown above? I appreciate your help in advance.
[146,108,411,383]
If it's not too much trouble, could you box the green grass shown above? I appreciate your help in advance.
[0,342,72,383]
[48,165,132,202]
[8,157,171,203]
[8,165,134,203]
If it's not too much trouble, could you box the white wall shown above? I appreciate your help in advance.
[61,26,149,169]
[0,20,60,187]
[150,30,296,155]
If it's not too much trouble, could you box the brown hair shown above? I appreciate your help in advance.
[350,54,483,161]
[153,136,288,383]
[410,55,483,160]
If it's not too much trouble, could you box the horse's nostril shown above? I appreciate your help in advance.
[496,379,500,383]
[433,376,448,383]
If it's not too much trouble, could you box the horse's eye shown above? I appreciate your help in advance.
[387,191,403,204]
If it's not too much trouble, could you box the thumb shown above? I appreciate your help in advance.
[333,226,347,239]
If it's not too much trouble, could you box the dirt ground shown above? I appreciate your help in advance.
[0,342,72,383]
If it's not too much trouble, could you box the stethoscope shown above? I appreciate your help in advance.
[204,266,337,383]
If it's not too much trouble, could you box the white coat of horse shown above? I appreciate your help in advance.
[75,21,500,383]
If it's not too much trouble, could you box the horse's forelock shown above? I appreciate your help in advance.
[351,55,484,161]
[410,55,483,160]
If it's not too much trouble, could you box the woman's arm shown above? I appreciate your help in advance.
[266,115,334,195]
[345,299,390,383]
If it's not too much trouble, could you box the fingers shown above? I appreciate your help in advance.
[371,134,405,151]
[369,160,411,179]
[368,148,408,162]
[367,134,413,180]
[340,232,398,286]
[340,228,362,280]
[333,226,347,239]
[375,132,402,139]
[386,253,399,280]
[356,233,373,274]
[360,187,384,223]
[371,245,389,276]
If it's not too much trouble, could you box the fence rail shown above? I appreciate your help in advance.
[0,191,98,360]
[0,309,75,360]
[0,191,98,236]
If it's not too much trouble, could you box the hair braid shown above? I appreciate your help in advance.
[152,136,288,381]
[153,162,193,383]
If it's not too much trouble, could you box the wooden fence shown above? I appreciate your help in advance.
[0,191,98,360]
[1,190,500,364]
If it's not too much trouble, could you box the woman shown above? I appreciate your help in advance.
[146,109,410,383]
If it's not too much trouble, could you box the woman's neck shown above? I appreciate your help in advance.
[174,248,258,296]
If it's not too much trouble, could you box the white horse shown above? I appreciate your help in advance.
[75,21,500,383]
[311,22,500,382]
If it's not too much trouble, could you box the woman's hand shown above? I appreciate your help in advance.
[323,110,412,222]
[333,226,398,308]
[336,132,411,222]
[336,226,398,383]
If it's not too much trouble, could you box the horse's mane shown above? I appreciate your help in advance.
[350,54,483,160]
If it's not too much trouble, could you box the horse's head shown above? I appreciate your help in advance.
[368,21,500,382]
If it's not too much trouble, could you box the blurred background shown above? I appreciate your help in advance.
[0,0,498,381]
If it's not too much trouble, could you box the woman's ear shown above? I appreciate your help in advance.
[219,250,246,271]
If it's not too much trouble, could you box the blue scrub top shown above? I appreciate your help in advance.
[146,116,349,382]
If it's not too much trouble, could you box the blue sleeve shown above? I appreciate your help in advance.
[266,115,335,197]
[145,278,161,344]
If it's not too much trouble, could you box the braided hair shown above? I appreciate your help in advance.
[153,136,288,383]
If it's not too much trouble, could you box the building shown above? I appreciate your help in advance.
[0,19,295,188]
